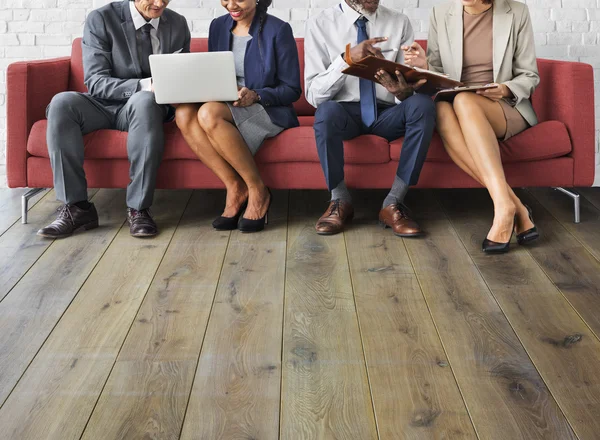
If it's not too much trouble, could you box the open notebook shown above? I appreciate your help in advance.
[341,44,496,101]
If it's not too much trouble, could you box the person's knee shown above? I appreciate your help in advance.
[47,92,80,121]
[314,101,345,130]
[175,104,198,133]
[197,103,223,133]
[47,92,83,154]
[128,91,163,122]
[452,92,479,116]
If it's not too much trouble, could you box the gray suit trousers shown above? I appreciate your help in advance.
[46,91,169,210]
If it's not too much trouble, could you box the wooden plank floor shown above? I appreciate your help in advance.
[0,187,599,440]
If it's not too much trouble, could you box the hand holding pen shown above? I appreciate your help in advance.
[401,42,428,69]
[349,36,388,62]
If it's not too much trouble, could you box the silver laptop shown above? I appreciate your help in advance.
[149,52,239,105]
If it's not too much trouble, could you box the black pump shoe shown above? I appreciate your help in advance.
[238,189,272,233]
[516,204,540,245]
[482,216,516,254]
[212,200,248,230]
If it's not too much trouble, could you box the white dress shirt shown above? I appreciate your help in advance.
[129,1,161,92]
[304,1,414,108]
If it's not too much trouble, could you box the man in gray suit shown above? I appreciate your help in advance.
[38,0,190,239]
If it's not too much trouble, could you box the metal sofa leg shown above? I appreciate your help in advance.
[553,187,581,224]
[21,188,46,224]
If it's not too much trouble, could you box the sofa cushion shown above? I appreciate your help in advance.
[28,121,199,160]
[256,127,390,164]
[390,120,572,163]
[28,120,391,164]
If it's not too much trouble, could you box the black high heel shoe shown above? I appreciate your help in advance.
[238,189,272,233]
[482,215,516,254]
[516,204,540,245]
[212,199,248,231]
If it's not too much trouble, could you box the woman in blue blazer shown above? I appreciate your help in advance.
[176,0,301,232]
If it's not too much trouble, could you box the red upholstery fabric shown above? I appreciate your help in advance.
[28,121,390,164]
[532,59,595,186]
[27,156,574,190]
[7,37,594,191]
[7,57,70,187]
[292,39,316,117]
[68,40,86,94]
[28,121,198,161]
[390,120,572,163]
[29,117,570,166]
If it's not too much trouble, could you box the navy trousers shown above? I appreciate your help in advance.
[313,94,436,190]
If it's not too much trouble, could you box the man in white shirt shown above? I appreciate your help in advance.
[39,0,190,239]
[305,0,436,237]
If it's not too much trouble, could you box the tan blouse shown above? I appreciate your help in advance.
[461,8,494,85]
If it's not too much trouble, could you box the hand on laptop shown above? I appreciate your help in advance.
[233,87,259,107]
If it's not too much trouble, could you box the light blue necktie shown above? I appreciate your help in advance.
[356,17,377,127]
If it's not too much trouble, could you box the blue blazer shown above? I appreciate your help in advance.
[208,13,301,129]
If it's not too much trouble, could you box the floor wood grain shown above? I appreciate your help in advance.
[0,189,96,301]
[345,191,476,439]
[0,188,46,237]
[439,189,600,440]
[0,189,121,406]
[515,189,600,341]
[0,190,191,440]
[180,190,288,440]
[0,187,599,440]
[531,188,600,262]
[580,188,600,211]
[82,191,229,440]
[404,190,576,440]
[281,190,378,440]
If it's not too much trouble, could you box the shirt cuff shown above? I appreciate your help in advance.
[138,77,152,92]
[332,53,350,72]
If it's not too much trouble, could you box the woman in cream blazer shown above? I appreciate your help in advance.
[405,0,540,253]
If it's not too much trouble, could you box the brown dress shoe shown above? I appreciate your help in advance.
[379,203,424,237]
[315,199,354,235]
[37,203,99,239]
[127,208,158,237]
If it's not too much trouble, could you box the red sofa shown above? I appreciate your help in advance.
[7,38,595,196]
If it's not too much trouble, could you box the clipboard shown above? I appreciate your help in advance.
[432,84,499,102]
[341,43,463,93]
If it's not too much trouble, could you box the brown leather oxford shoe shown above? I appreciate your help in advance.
[315,199,354,235]
[37,203,99,239]
[127,208,158,237]
[378,203,424,237]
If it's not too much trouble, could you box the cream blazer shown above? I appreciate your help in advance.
[426,0,540,126]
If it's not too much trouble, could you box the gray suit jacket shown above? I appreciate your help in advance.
[427,0,540,126]
[82,0,191,107]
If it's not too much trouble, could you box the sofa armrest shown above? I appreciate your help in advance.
[532,59,595,187]
[7,57,71,187]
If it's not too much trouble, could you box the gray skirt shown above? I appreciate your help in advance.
[226,103,284,156]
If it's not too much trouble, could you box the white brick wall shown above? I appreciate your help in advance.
[0,0,599,187]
